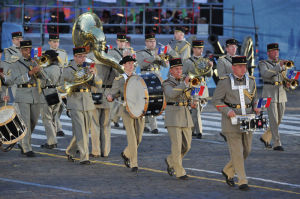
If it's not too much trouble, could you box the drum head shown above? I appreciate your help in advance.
[124,75,148,118]
[0,106,27,145]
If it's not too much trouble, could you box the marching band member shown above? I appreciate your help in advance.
[107,55,145,173]
[258,43,287,151]
[4,32,24,101]
[48,33,68,137]
[169,26,191,61]
[183,40,213,139]
[0,49,10,107]
[109,33,127,128]
[89,47,119,158]
[6,40,42,157]
[163,58,194,180]
[4,32,23,61]
[216,38,239,141]
[217,38,239,78]
[62,47,102,164]
[136,32,167,134]
[39,50,62,149]
[212,56,259,191]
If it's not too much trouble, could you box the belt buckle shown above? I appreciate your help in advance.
[28,84,32,88]
[236,104,241,109]
[151,68,154,71]
[80,89,83,92]
[86,89,89,92]
[179,102,183,106]
[275,82,279,86]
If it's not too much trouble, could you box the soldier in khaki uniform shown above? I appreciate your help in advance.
[168,27,191,61]
[39,50,62,149]
[212,56,260,191]
[109,33,127,128]
[107,55,145,173]
[62,47,102,164]
[0,49,10,107]
[6,40,42,157]
[217,39,238,78]
[216,38,239,141]
[4,32,24,102]
[4,32,23,61]
[136,33,167,134]
[48,34,68,137]
[183,40,213,139]
[163,58,194,180]
[89,50,119,158]
[258,43,287,151]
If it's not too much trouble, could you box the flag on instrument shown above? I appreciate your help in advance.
[106,44,113,50]
[30,47,42,58]
[257,97,272,108]
[287,70,300,80]
[158,45,168,55]
[191,86,205,96]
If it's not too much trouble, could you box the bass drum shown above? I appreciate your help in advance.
[124,73,166,119]
[0,106,27,145]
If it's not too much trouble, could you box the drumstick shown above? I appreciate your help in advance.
[4,88,8,107]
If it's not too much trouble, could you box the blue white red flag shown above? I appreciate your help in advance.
[30,47,42,58]
[191,86,205,96]
[257,97,272,108]
[287,70,300,80]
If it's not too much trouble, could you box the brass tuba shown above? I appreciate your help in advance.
[72,12,124,73]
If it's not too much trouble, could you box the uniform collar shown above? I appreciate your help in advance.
[233,74,245,81]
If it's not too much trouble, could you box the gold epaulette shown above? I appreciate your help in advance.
[57,48,66,52]
[219,76,229,80]
[249,75,255,80]
[8,56,19,63]
[115,75,123,81]
[185,41,191,46]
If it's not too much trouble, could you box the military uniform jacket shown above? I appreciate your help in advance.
[87,52,119,109]
[110,74,129,115]
[4,45,22,61]
[217,54,233,78]
[163,76,194,128]
[0,61,11,104]
[212,74,257,132]
[183,56,213,99]
[61,60,102,111]
[169,39,191,61]
[258,59,287,103]
[7,57,41,104]
[39,63,61,104]
[136,48,167,73]
[108,48,124,62]
[50,47,68,67]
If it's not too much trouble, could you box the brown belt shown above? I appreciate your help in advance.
[225,102,252,109]
[17,83,37,88]
[264,81,283,86]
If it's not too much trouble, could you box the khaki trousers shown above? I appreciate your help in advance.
[18,103,40,153]
[262,102,285,147]
[191,103,203,135]
[145,116,157,131]
[122,110,145,168]
[111,101,122,123]
[41,102,60,145]
[55,102,64,132]
[166,127,192,177]
[223,131,252,185]
[66,109,92,162]
[91,108,111,156]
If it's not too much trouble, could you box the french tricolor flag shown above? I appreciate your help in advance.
[158,46,168,55]
[191,86,205,96]
[30,47,42,58]
[287,70,300,80]
[106,44,113,50]
[257,97,272,108]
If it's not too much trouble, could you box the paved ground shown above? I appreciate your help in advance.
[0,88,300,199]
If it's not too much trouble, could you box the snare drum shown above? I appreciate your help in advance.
[0,106,27,145]
[124,73,166,118]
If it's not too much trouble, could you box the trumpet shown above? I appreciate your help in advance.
[284,60,294,68]
[188,72,205,87]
